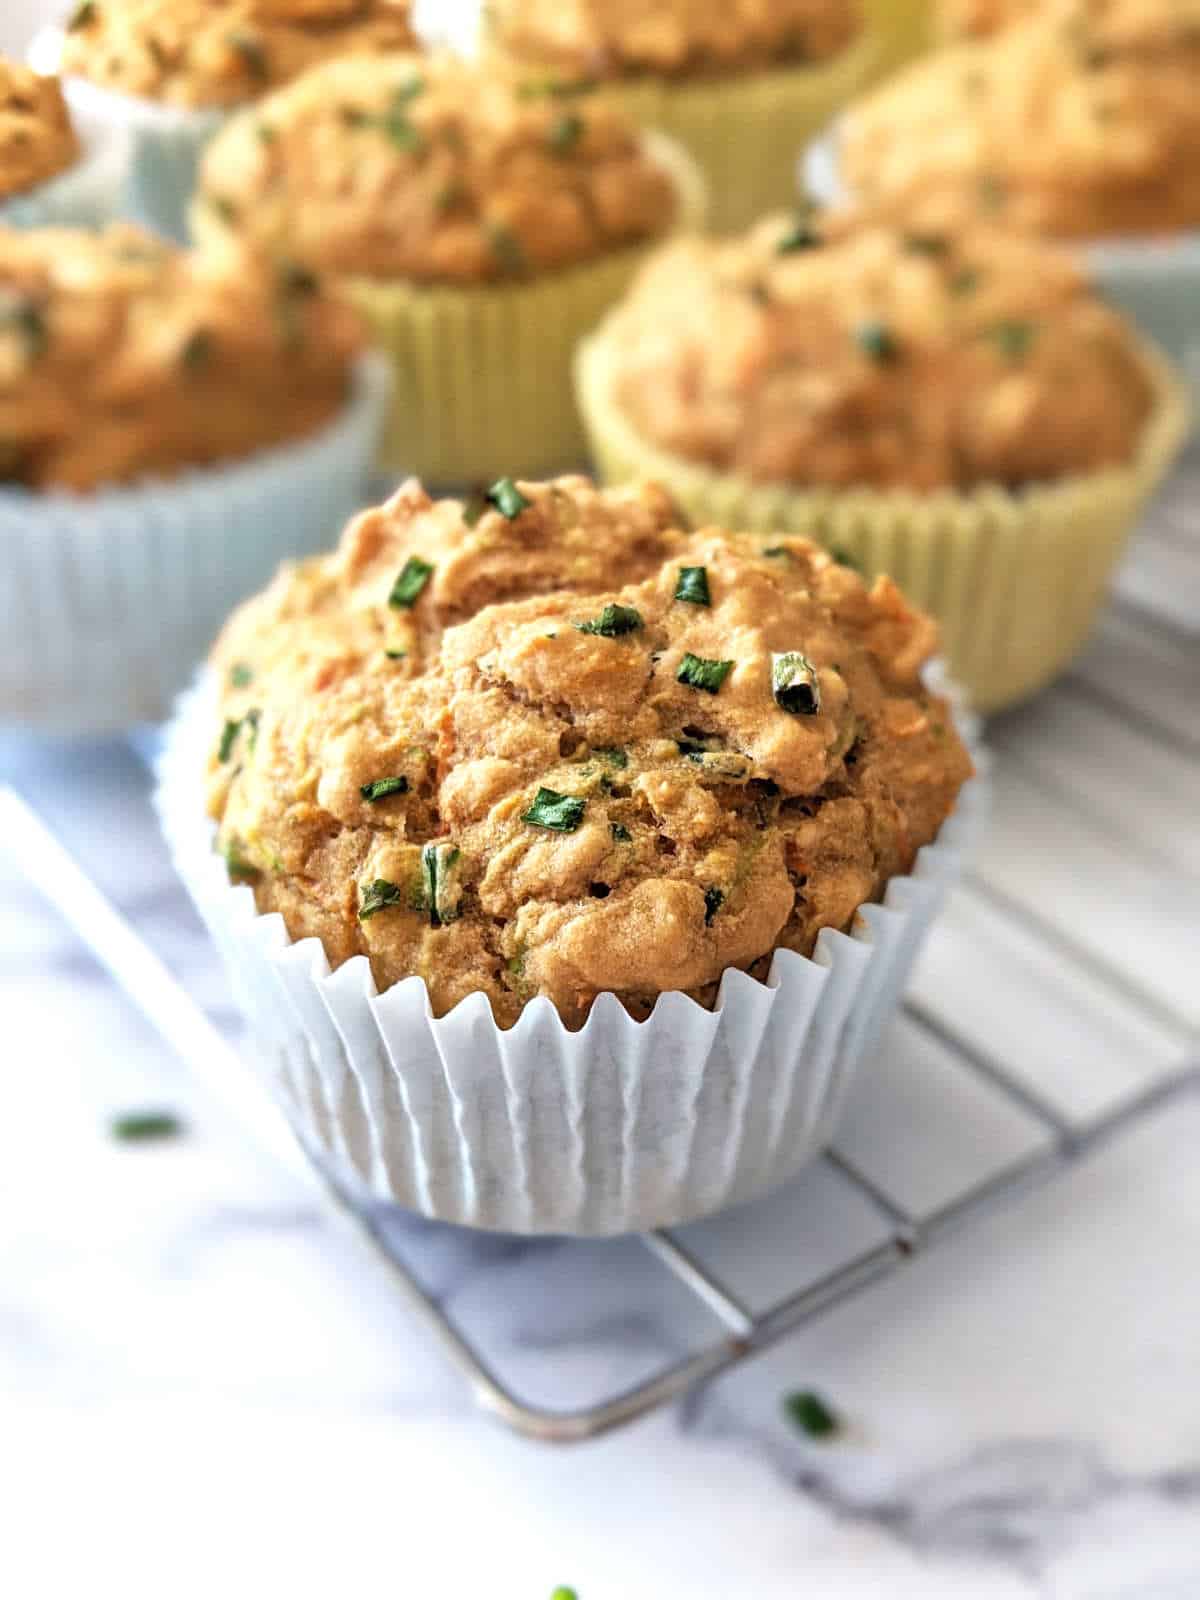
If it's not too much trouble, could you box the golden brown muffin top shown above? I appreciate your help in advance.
[0,223,363,491]
[194,53,685,284]
[0,60,81,201]
[488,0,862,80]
[843,0,1200,239]
[599,211,1158,492]
[936,0,1040,39]
[206,474,972,1029]
[60,0,416,109]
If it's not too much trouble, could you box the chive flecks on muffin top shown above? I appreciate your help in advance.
[193,52,683,285]
[205,474,972,1030]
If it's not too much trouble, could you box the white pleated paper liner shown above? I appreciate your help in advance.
[803,124,1200,414]
[0,128,127,229]
[156,668,989,1237]
[63,75,227,242]
[0,353,390,733]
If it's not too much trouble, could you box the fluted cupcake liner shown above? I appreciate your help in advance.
[155,668,988,1237]
[0,354,390,733]
[0,128,127,229]
[193,131,707,488]
[63,76,227,242]
[804,125,1200,416]
[595,32,879,236]
[576,319,1189,713]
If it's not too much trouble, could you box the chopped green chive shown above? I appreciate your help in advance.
[360,776,409,803]
[548,111,584,154]
[762,545,793,561]
[180,328,212,373]
[676,653,733,695]
[110,1110,183,1143]
[988,319,1036,361]
[674,566,711,606]
[389,556,434,608]
[904,232,949,256]
[280,261,319,297]
[383,112,423,152]
[517,75,597,100]
[522,788,586,832]
[67,0,96,28]
[393,74,426,105]
[229,663,253,689]
[610,822,632,842]
[2,299,48,360]
[703,886,724,925]
[218,717,241,762]
[384,648,407,661]
[549,1589,580,1600]
[255,120,276,145]
[783,1389,841,1439]
[228,31,268,81]
[487,222,528,277]
[575,603,642,638]
[855,320,898,363]
[222,836,259,881]
[594,747,628,769]
[422,841,461,928]
[487,477,532,519]
[777,218,822,254]
[772,652,821,716]
[830,546,858,570]
[208,194,238,225]
[950,267,980,297]
[359,878,404,921]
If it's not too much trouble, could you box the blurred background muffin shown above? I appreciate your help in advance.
[485,0,882,233]
[577,209,1189,709]
[57,0,417,239]
[0,221,388,727]
[935,0,1039,40]
[0,54,122,225]
[193,51,704,483]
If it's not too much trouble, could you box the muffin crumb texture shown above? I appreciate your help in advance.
[0,60,81,200]
[601,212,1157,491]
[60,0,416,108]
[207,476,972,1029]
[844,0,1200,238]
[489,0,862,79]
[196,53,682,283]
[0,223,362,490]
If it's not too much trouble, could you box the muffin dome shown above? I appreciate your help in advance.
[842,0,1200,239]
[936,0,1040,39]
[488,0,863,79]
[0,61,81,200]
[0,223,363,490]
[594,211,1158,491]
[60,0,417,109]
[206,474,972,1029]
[195,53,685,283]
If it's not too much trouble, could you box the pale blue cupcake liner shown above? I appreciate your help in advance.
[63,75,226,242]
[0,126,126,229]
[0,353,391,732]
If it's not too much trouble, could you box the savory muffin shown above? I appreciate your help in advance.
[842,0,1200,239]
[60,0,417,109]
[593,212,1157,491]
[0,222,363,491]
[0,60,82,202]
[488,0,863,79]
[194,52,684,283]
[487,0,875,233]
[206,473,973,1029]
[193,51,700,481]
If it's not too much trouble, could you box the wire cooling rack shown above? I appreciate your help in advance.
[4,453,1198,1443]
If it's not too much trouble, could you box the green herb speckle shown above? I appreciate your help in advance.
[359,878,404,921]
[677,653,733,695]
[783,1389,841,1440]
[575,603,642,638]
[110,1110,183,1143]
[674,566,711,606]
[360,776,409,803]
[988,319,1036,361]
[389,556,434,609]
[487,477,532,519]
[855,320,898,363]
[703,886,724,925]
[773,652,821,716]
[548,111,584,155]
[610,822,631,842]
[523,788,586,832]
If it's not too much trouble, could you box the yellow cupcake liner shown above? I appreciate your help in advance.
[596,31,881,234]
[576,325,1190,714]
[191,132,705,488]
